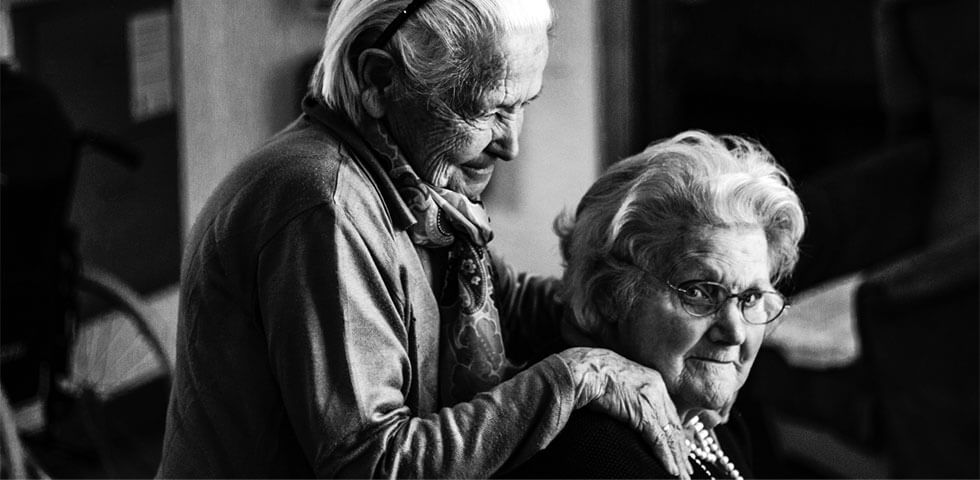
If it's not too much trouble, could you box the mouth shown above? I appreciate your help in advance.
[459,159,496,179]
[688,356,737,365]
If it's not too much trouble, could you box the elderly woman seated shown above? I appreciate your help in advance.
[506,131,805,479]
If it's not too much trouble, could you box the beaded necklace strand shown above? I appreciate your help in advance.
[684,416,744,480]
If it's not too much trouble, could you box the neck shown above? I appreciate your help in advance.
[559,317,604,348]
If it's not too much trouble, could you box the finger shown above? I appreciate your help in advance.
[667,424,691,480]
[674,429,692,479]
[660,402,690,476]
[677,427,693,477]
[666,421,691,479]
[646,422,679,477]
[678,459,692,480]
[678,431,692,479]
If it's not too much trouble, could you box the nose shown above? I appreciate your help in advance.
[709,300,747,346]
[487,112,523,161]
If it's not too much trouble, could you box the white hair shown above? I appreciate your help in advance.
[556,130,807,333]
[310,0,553,124]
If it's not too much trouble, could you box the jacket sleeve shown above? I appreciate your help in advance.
[491,252,569,365]
[256,205,577,478]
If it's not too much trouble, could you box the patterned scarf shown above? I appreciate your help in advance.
[358,116,515,405]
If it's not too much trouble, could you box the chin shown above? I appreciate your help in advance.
[446,175,489,200]
[679,381,738,413]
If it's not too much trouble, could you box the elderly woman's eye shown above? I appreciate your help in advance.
[494,109,517,120]
[679,284,713,304]
[740,290,764,307]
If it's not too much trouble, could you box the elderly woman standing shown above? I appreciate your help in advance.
[158,0,690,478]
[509,131,806,478]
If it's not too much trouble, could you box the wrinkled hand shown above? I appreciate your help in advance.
[557,347,691,479]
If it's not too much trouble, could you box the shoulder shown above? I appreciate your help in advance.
[236,117,375,214]
[506,409,755,479]
[503,410,671,479]
[194,117,389,247]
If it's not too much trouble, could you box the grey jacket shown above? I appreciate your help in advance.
[158,97,576,478]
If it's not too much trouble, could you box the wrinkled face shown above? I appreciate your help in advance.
[385,28,549,199]
[613,227,770,418]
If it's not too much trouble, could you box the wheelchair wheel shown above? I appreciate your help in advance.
[57,264,173,478]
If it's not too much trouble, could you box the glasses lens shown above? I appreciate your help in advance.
[741,291,786,324]
[674,281,724,316]
[673,280,786,323]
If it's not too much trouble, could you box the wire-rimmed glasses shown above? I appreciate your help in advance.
[657,278,789,325]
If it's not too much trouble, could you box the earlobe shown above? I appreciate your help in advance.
[361,90,384,119]
[357,48,395,119]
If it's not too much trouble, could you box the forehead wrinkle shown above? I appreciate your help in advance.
[672,256,769,292]
[493,30,547,106]
[670,231,770,289]
[671,251,728,280]
[482,67,514,109]
[490,71,541,110]
[501,64,513,103]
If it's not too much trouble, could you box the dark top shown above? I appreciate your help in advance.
[502,409,754,479]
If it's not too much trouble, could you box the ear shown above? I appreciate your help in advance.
[357,48,396,119]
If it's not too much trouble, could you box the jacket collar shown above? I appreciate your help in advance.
[301,94,417,231]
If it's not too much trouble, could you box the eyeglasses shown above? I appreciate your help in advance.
[657,278,789,325]
[372,0,433,49]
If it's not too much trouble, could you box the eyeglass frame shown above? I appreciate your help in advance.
[652,276,790,325]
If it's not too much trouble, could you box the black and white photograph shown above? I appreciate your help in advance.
[1,0,977,478]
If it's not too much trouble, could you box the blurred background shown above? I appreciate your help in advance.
[1,0,976,477]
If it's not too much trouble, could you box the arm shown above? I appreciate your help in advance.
[259,207,689,478]
[257,206,576,478]
[491,253,567,363]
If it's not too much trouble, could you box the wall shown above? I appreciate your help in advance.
[484,0,600,277]
[177,0,328,234]
[0,7,12,61]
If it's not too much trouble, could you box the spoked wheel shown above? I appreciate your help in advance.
[57,264,173,478]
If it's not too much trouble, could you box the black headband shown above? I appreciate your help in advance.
[372,0,433,49]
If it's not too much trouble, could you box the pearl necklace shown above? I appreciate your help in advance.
[684,416,744,480]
